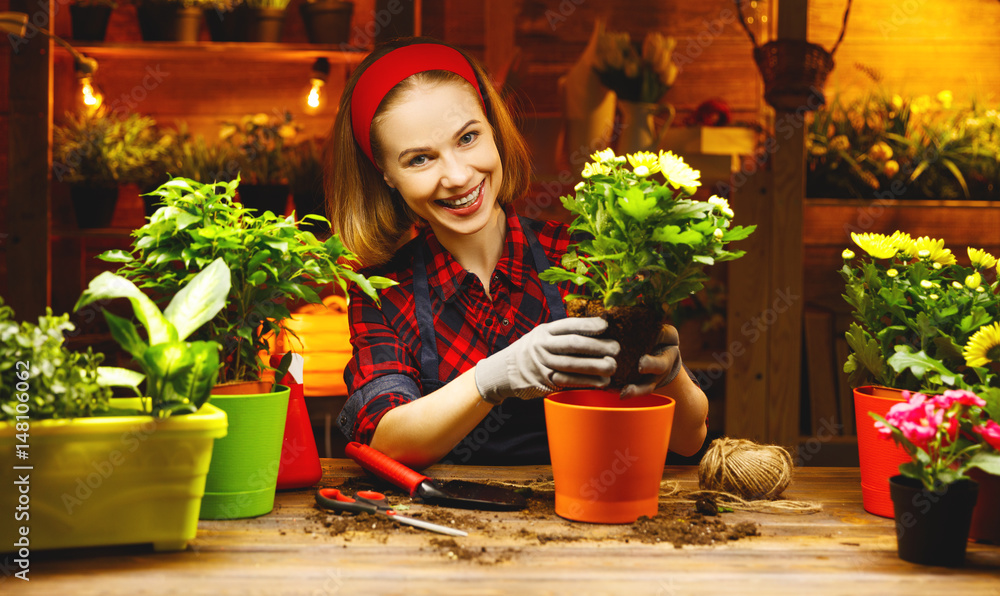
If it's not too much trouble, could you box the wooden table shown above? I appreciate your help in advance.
[11,462,1000,595]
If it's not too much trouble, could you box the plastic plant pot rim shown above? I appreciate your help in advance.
[545,390,675,413]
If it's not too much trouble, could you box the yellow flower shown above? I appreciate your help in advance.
[887,268,898,277]
[278,124,298,140]
[851,232,898,259]
[937,90,953,109]
[911,95,932,114]
[920,280,934,289]
[581,162,611,178]
[952,281,964,289]
[968,247,998,270]
[963,322,1000,368]
[626,151,661,176]
[883,160,899,177]
[966,272,982,289]
[590,148,617,164]
[251,113,270,126]
[842,249,855,260]
[218,124,237,141]
[658,151,701,189]
[713,228,724,240]
[891,94,904,110]
[829,135,850,151]
[911,236,956,265]
[930,294,939,300]
[890,231,914,258]
[867,141,893,162]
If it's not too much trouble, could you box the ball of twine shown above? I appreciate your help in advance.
[698,437,793,500]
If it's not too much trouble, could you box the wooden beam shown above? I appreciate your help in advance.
[483,0,514,82]
[7,0,52,320]
[767,0,807,447]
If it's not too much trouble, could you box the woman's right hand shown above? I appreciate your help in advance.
[474,317,619,404]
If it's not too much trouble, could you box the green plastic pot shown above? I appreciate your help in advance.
[0,399,227,552]
[199,383,290,520]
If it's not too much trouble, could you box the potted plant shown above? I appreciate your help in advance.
[53,107,169,228]
[98,176,394,518]
[132,0,213,41]
[237,0,290,42]
[203,0,243,41]
[871,389,1000,566]
[69,0,117,41]
[287,136,328,235]
[841,231,1000,526]
[299,0,352,45]
[217,111,300,215]
[0,260,230,552]
[537,148,755,523]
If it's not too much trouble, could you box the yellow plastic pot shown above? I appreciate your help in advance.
[0,399,227,552]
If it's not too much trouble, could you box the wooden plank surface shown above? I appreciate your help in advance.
[11,462,1000,595]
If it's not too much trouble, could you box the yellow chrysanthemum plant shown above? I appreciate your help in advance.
[841,231,1000,418]
[539,148,755,387]
[540,148,756,311]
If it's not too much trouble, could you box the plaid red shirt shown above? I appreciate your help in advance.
[338,207,573,446]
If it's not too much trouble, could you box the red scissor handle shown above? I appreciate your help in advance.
[316,488,388,514]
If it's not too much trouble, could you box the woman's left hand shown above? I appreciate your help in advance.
[620,324,682,399]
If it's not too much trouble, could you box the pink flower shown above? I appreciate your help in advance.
[975,420,1000,451]
[935,389,986,408]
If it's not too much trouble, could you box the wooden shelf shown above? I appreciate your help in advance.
[69,42,370,62]
[52,227,135,239]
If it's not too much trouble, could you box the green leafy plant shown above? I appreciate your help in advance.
[99,176,395,385]
[538,148,755,313]
[217,111,300,185]
[842,231,1000,419]
[53,107,170,187]
[75,258,232,418]
[242,0,290,8]
[0,298,112,421]
[593,26,677,104]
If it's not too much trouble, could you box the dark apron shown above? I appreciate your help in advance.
[412,217,566,465]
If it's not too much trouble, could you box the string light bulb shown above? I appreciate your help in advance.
[304,58,330,115]
[75,56,104,114]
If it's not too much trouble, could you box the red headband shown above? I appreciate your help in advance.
[351,43,485,169]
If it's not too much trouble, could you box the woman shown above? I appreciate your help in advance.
[326,38,707,468]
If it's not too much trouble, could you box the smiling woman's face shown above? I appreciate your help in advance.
[374,79,504,241]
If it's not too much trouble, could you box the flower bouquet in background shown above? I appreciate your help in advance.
[593,29,677,104]
[218,111,301,214]
[593,29,679,154]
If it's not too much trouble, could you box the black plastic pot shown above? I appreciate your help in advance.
[204,7,244,41]
[137,4,202,42]
[237,184,290,215]
[889,474,979,567]
[299,0,353,45]
[292,190,329,235]
[69,4,113,42]
[241,7,286,43]
[70,184,119,229]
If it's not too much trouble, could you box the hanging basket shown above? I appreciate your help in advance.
[736,0,852,112]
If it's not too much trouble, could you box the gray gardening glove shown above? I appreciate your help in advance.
[475,317,620,404]
[620,324,683,400]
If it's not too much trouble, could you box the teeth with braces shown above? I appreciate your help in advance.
[441,183,481,208]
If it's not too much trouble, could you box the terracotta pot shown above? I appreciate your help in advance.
[889,475,978,567]
[969,468,1000,544]
[544,389,674,523]
[853,385,910,518]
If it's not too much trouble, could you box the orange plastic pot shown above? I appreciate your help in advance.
[544,389,675,524]
[853,385,909,518]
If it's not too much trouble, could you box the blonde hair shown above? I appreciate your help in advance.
[325,38,530,267]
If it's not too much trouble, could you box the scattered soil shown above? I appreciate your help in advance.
[309,475,760,556]
[566,298,664,387]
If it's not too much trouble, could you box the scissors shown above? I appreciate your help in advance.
[315,488,468,537]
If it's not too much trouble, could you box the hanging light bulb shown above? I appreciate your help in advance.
[304,58,330,115]
[77,71,104,114]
